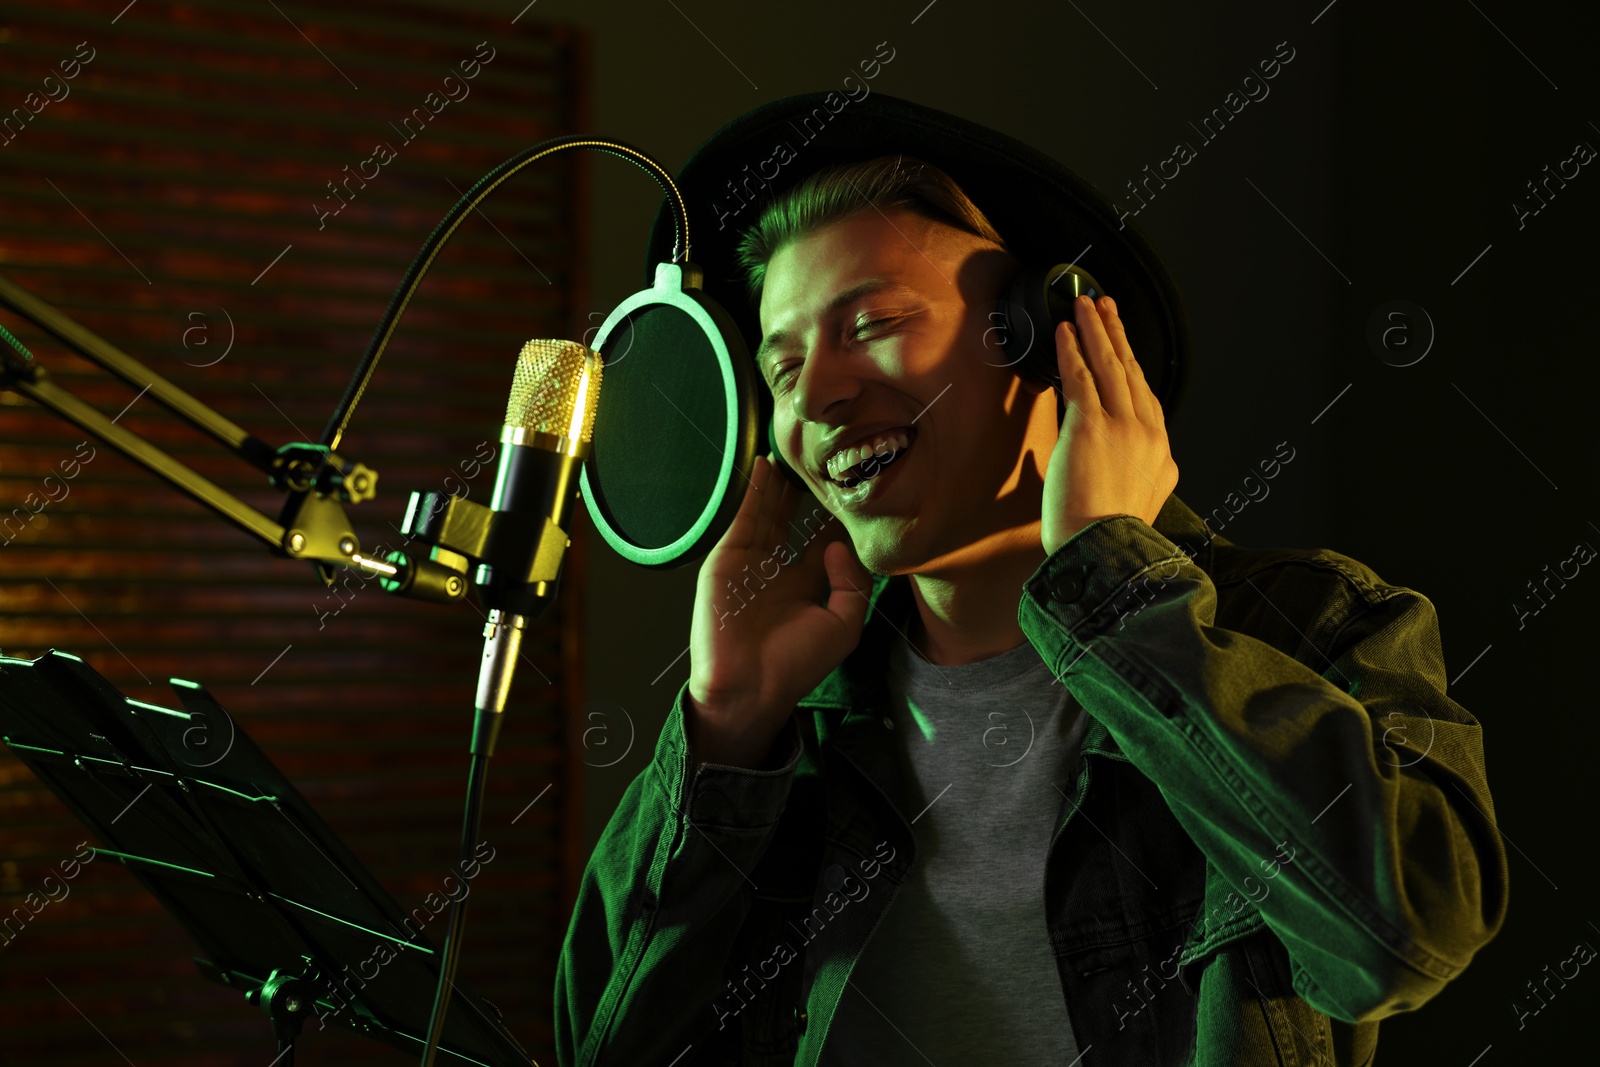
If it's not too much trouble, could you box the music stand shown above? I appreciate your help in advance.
[0,648,538,1066]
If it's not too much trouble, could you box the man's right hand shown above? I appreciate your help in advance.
[686,453,873,771]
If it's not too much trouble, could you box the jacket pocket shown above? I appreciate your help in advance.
[1239,930,1329,1067]
[1183,930,1331,1066]
[1183,928,1383,1067]
[713,892,811,1066]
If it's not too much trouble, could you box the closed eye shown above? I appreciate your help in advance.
[768,318,897,390]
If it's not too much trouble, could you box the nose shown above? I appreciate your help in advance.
[791,340,863,426]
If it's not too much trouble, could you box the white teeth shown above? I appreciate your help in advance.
[825,429,912,483]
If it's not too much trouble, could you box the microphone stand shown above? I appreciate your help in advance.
[418,605,524,1067]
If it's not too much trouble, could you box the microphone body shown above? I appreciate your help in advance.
[475,423,587,618]
[471,339,601,736]
[470,337,602,617]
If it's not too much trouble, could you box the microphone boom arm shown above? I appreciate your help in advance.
[0,271,280,474]
[1,360,286,549]
[0,276,465,603]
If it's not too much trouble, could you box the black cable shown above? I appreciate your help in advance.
[419,739,492,1066]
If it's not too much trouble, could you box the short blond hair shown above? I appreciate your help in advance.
[734,155,1010,303]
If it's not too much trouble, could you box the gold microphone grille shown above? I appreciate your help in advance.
[507,339,603,441]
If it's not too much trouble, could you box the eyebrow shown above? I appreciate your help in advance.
[754,278,920,376]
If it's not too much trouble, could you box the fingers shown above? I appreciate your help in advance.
[1055,319,1092,420]
[1096,296,1164,427]
[721,454,770,551]
[822,540,873,631]
[792,495,842,568]
[750,451,787,549]
[1067,294,1133,418]
[1057,295,1166,428]
[1097,295,1136,365]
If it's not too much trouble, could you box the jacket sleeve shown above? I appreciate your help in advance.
[1017,513,1510,1024]
[554,682,804,1066]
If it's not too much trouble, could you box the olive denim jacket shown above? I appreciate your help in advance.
[555,490,1509,1066]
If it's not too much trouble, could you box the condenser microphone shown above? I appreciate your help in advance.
[473,339,601,749]
[418,339,602,1067]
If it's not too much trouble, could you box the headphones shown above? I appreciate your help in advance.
[765,261,1105,486]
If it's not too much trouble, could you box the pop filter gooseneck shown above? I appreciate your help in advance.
[321,136,688,454]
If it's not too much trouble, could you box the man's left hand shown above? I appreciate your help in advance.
[1041,294,1180,555]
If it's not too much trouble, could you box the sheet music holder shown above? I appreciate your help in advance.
[0,647,538,1066]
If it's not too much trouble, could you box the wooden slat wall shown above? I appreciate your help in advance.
[0,2,590,1063]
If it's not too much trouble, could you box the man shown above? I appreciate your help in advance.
[555,92,1507,1066]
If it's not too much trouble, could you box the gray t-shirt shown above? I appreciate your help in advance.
[820,630,1089,1064]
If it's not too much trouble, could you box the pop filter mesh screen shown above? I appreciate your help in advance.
[590,303,728,552]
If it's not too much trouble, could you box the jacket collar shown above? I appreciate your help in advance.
[800,491,1219,772]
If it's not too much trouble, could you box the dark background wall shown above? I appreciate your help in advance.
[533,0,1596,1063]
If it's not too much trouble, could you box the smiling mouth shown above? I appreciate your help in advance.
[829,431,915,490]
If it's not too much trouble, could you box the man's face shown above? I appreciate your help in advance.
[756,206,1058,576]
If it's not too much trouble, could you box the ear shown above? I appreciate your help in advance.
[1016,371,1052,398]
[1016,373,1065,431]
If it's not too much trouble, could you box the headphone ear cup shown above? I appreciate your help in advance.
[997,262,1106,396]
[997,263,1059,391]
[998,262,1075,391]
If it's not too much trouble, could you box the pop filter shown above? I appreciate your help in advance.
[578,261,760,569]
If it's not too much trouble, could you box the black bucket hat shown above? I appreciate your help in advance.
[642,89,1192,420]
